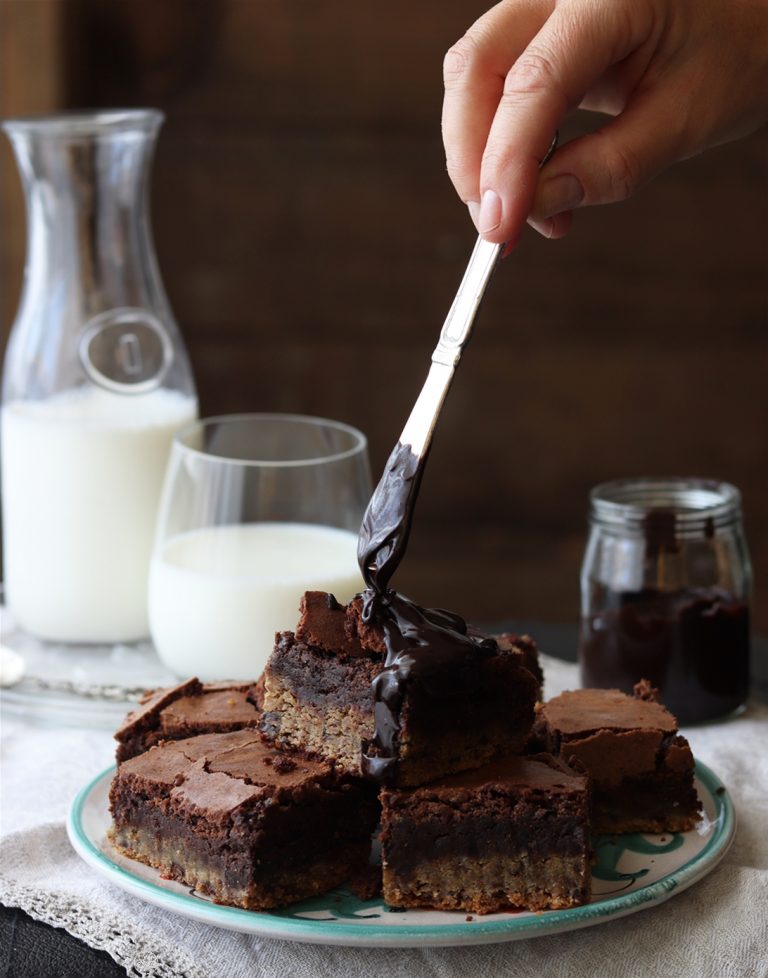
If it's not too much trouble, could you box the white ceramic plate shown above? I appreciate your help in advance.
[67,761,735,947]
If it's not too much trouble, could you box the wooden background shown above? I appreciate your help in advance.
[2,0,767,638]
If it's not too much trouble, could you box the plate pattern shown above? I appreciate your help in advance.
[67,761,735,947]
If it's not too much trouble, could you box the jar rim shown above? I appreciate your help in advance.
[589,477,742,529]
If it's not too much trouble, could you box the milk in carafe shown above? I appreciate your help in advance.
[2,387,196,641]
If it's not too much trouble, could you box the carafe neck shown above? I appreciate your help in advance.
[2,110,176,400]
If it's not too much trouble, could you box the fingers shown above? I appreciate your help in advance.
[478,0,656,245]
[442,0,554,216]
[446,0,768,244]
[526,209,574,242]
[529,91,688,227]
[441,32,503,212]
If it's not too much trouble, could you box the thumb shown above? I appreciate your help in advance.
[530,94,688,222]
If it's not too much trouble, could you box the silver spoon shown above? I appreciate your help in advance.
[358,134,559,590]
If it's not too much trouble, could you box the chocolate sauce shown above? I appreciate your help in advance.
[357,441,423,595]
[360,593,497,780]
[642,509,679,559]
[578,587,750,724]
[357,442,495,781]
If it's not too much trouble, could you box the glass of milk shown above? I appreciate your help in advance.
[148,414,371,680]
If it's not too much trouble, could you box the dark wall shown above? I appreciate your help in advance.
[2,0,767,633]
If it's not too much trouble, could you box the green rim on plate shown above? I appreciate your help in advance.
[66,760,735,947]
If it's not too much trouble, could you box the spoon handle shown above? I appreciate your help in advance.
[358,133,560,588]
[400,236,502,456]
[357,235,502,586]
[432,237,503,367]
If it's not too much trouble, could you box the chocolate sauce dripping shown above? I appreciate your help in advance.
[361,594,496,780]
[643,509,679,558]
[357,446,496,782]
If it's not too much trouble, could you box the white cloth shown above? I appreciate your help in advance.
[1,655,767,978]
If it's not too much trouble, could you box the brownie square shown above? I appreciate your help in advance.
[531,682,702,833]
[494,631,544,697]
[109,729,379,910]
[115,677,263,763]
[260,591,539,786]
[380,754,592,913]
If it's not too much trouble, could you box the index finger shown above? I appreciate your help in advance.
[478,0,653,244]
[441,0,553,213]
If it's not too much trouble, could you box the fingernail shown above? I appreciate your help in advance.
[467,200,480,229]
[537,174,584,218]
[527,215,556,239]
[478,189,502,234]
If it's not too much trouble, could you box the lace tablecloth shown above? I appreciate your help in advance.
[1,654,767,978]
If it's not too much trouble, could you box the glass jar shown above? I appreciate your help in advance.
[1,110,198,644]
[578,478,751,724]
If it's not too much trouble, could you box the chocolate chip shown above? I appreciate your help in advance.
[272,755,297,774]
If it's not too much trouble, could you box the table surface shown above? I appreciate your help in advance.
[2,622,767,978]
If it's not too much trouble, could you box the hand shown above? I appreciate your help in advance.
[442,0,768,246]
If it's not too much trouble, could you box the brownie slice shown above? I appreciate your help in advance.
[494,632,544,697]
[109,729,379,910]
[380,754,592,913]
[531,682,701,833]
[260,591,539,786]
[115,677,263,763]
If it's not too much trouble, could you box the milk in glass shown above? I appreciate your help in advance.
[149,522,363,680]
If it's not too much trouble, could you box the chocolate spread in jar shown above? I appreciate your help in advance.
[578,586,750,724]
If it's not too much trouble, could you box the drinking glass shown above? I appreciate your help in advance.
[149,413,371,680]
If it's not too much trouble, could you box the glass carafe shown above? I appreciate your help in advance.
[1,109,198,644]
